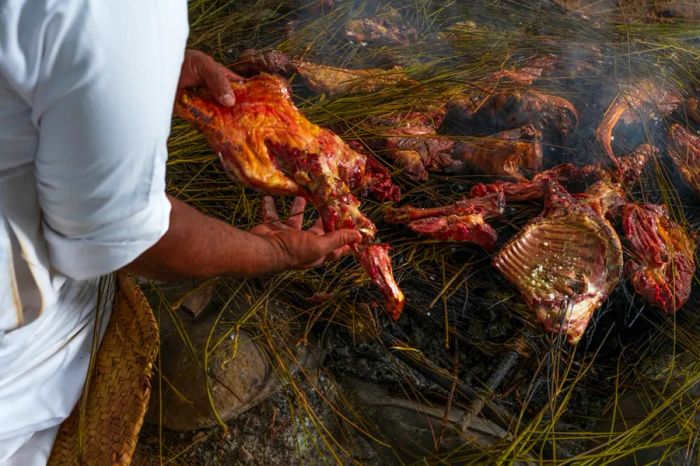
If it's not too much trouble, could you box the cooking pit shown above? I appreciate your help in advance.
[135,1,700,464]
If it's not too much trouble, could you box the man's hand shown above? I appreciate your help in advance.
[251,197,361,269]
[125,195,361,282]
[178,49,242,107]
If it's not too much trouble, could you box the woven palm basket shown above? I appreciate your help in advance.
[48,273,159,466]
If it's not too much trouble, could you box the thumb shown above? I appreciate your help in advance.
[318,229,362,253]
[204,65,237,107]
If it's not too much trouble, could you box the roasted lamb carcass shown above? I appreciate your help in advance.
[175,73,405,319]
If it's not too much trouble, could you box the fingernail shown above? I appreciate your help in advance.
[221,94,235,106]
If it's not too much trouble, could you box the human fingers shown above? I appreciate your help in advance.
[307,218,325,235]
[315,229,362,256]
[179,50,241,107]
[261,196,283,227]
[202,60,241,107]
[324,244,354,262]
[286,197,307,230]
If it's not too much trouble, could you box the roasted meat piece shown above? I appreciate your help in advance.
[385,194,505,250]
[446,125,543,179]
[230,49,414,96]
[622,204,696,313]
[493,182,623,343]
[447,88,579,138]
[668,123,700,195]
[344,17,417,46]
[176,73,405,319]
[294,62,414,96]
[368,109,449,180]
[596,80,682,168]
[374,110,542,181]
[232,49,296,77]
[491,55,559,86]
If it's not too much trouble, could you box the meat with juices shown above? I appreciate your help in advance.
[622,204,696,313]
[493,181,623,344]
[175,73,405,319]
[387,145,697,342]
[385,194,505,250]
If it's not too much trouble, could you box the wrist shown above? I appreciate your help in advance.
[254,233,291,275]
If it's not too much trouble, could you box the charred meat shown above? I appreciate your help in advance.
[447,88,579,138]
[175,73,405,319]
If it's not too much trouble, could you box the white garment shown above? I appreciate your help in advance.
[0,0,188,463]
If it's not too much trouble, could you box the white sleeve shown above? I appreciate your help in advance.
[31,1,188,280]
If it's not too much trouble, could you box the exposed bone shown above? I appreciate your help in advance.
[596,80,681,169]
[493,182,623,344]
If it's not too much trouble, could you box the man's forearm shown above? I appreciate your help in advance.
[125,195,284,281]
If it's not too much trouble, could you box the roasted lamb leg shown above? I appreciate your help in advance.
[446,125,543,179]
[176,73,405,319]
[375,110,542,181]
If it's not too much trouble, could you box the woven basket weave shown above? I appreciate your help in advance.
[48,273,159,466]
